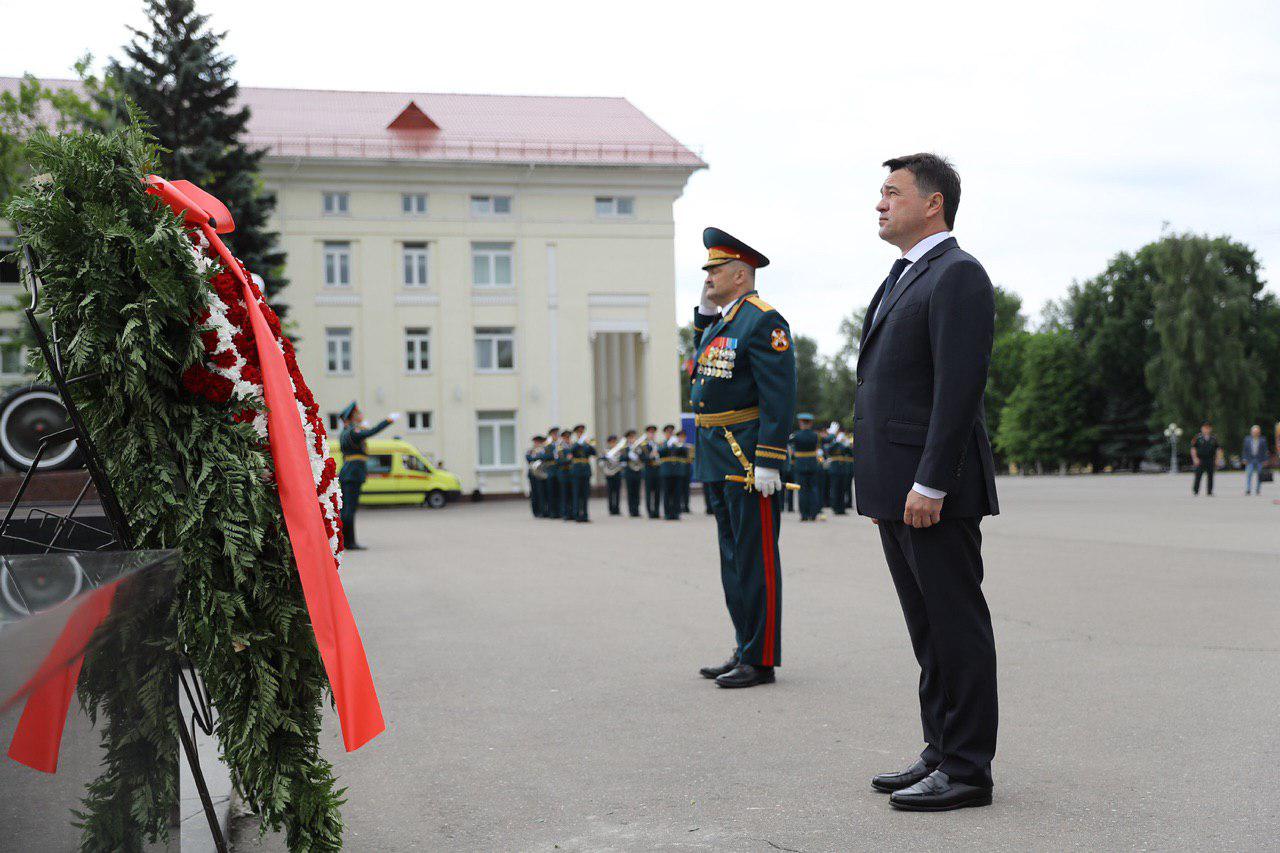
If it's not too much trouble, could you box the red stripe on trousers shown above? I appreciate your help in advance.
[758,493,777,666]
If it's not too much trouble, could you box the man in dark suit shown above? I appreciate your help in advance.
[854,153,1000,812]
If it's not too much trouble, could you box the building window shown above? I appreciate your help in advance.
[474,327,515,372]
[405,327,431,373]
[0,332,26,377]
[328,412,342,431]
[323,241,352,287]
[407,411,432,432]
[0,236,19,285]
[322,191,349,216]
[471,242,514,288]
[595,196,635,217]
[477,410,517,468]
[401,192,428,215]
[402,243,430,287]
[470,194,512,216]
[326,327,353,374]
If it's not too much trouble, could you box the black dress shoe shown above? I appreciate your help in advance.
[715,664,775,688]
[889,770,992,811]
[347,543,367,551]
[871,759,934,793]
[698,655,739,679]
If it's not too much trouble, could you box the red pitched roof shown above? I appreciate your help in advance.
[0,77,704,168]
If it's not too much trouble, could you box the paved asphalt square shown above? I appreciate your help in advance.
[233,473,1280,852]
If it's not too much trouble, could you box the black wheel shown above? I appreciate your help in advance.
[0,384,82,472]
[425,490,447,509]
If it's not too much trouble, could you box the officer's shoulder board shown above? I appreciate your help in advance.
[744,295,775,313]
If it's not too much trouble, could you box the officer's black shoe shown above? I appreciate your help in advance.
[347,543,367,551]
[888,771,992,811]
[871,759,934,793]
[715,664,775,688]
[699,655,739,679]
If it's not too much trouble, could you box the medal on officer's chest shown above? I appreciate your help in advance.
[698,336,737,379]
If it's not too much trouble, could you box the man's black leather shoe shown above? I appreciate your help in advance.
[347,543,367,551]
[715,664,775,688]
[871,759,933,793]
[699,655,739,679]
[888,770,992,811]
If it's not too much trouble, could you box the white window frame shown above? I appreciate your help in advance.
[401,192,428,215]
[325,327,354,375]
[470,194,512,217]
[323,241,352,288]
[474,327,516,373]
[322,191,349,216]
[406,411,433,433]
[476,410,518,470]
[402,242,430,287]
[594,196,635,218]
[0,331,27,378]
[471,242,514,288]
[404,327,431,374]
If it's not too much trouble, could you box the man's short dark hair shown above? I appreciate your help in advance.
[883,153,961,229]
[1202,420,1212,427]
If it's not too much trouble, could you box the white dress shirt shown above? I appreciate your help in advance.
[879,231,954,502]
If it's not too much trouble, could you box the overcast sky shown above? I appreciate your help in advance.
[7,0,1279,352]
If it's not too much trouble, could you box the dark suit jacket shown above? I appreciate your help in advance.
[852,237,1000,520]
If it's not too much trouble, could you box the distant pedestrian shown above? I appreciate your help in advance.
[1191,421,1219,496]
[1242,425,1268,495]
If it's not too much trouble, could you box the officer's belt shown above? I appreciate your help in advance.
[695,406,760,428]
[344,454,369,462]
[793,450,818,458]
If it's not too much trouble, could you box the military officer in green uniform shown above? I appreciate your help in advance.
[692,227,796,689]
[338,401,398,550]
[642,424,662,519]
[623,429,644,517]
[557,429,576,521]
[543,427,562,519]
[789,414,822,521]
[660,427,684,520]
[569,424,597,521]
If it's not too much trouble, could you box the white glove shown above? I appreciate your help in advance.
[699,285,718,316]
[754,466,781,497]
[387,411,402,423]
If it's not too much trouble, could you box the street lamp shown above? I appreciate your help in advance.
[1164,423,1183,474]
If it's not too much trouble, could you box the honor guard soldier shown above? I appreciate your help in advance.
[623,429,644,517]
[789,414,822,520]
[544,427,563,519]
[642,424,662,518]
[338,402,398,550]
[526,435,548,517]
[692,227,796,688]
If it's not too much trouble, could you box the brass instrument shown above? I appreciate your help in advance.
[599,436,628,476]
[626,437,646,472]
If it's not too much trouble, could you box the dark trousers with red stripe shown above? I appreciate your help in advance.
[705,481,783,667]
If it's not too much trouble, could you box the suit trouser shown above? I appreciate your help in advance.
[663,476,682,519]
[606,475,622,514]
[1193,464,1214,495]
[545,478,560,518]
[625,473,642,516]
[645,470,662,518]
[795,471,820,519]
[571,475,590,520]
[879,517,997,788]
[339,478,363,546]
[705,481,782,667]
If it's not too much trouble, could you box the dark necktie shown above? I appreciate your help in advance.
[877,258,911,319]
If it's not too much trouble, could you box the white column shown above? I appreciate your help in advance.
[546,242,559,423]
[607,333,623,436]
[621,332,637,429]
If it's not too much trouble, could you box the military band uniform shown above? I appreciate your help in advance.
[558,442,574,521]
[605,458,623,516]
[544,442,562,519]
[526,445,547,517]
[643,438,663,519]
[624,449,644,517]
[571,439,596,521]
[681,444,694,512]
[827,435,853,514]
[338,415,393,549]
[789,426,821,520]
[660,443,684,519]
[693,285,796,673]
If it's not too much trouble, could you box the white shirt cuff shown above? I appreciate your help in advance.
[912,482,947,500]
[697,305,719,317]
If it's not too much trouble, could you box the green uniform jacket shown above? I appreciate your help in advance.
[338,418,393,484]
[789,429,821,474]
[690,292,797,483]
[571,439,597,479]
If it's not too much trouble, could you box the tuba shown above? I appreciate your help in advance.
[599,437,627,476]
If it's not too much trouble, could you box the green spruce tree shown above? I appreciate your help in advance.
[101,0,288,316]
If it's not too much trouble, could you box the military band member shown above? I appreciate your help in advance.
[338,402,398,550]
[678,429,694,512]
[557,431,575,521]
[526,435,548,517]
[789,414,822,521]
[601,434,624,516]
[660,429,684,520]
[824,426,850,515]
[642,424,662,519]
[623,429,644,517]
[570,424,596,522]
[692,227,796,688]
[544,427,563,519]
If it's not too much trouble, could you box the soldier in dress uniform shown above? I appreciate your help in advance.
[601,434,624,516]
[679,429,694,512]
[338,401,398,550]
[692,227,796,688]
[660,427,684,520]
[642,424,663,519]
[570,424,596,522]
[526,435,547,517]
[826,427,851,515]
[839,425,855,511]
[557,431,575,521]
[789,414,822,521]
[623,429,644,517]
[544,427,563,519]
